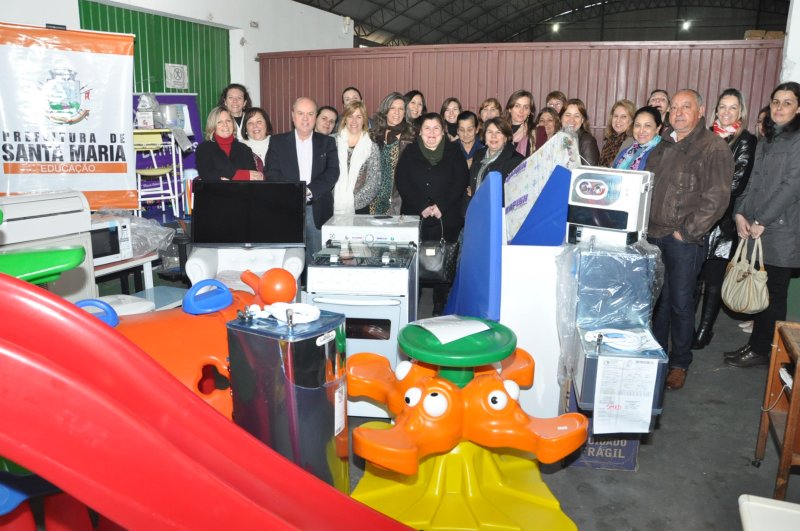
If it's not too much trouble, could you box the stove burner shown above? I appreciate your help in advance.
[312,242,415,268]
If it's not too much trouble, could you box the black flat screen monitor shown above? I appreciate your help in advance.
[191,181,306,247]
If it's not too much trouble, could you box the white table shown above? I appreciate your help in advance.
[95,251,159,293]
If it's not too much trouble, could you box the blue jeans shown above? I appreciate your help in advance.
[648,234,706,369]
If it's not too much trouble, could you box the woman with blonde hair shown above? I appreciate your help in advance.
[368,92,416,214]
[693,88,756,349]
[195,106,260,181]
[333,101,381,215]
[599,99,636,167]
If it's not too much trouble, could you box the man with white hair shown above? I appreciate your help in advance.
[646,89,733,391]
[266,97,339,265]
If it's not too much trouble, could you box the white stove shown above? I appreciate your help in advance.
[321,214,420,246]
[305,215,419,418]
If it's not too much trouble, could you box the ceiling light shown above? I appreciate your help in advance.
[682,20,691,31]
[553,23,560,32]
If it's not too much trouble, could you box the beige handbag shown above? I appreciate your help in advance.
[721,238,769,314]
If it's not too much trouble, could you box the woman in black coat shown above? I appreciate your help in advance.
[468,117,525,198]
[396,113,469,315]
[195,106,260,181]
[692,89,757,349]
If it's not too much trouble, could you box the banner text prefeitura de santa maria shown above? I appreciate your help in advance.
[0,23,136,209]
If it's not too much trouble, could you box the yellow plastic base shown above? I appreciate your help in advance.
[352,424,577,531]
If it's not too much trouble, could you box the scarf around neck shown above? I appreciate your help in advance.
[712,119,740,139]
[599,131,628,167]
[334,130,373,215]
[475,146,504,193]
[511,122,529,157]
[613,135,662,170]
[418,136,444,166]
[243,136,270,164]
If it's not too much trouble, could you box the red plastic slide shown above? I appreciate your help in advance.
[0,273,406,530]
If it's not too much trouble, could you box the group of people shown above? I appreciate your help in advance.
[193,81,800,381]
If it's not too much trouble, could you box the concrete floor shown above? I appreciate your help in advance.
[353,289,800,530]
[542,308,800,530]
[140,269,800,530]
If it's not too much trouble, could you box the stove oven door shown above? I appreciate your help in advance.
[309,294,405,418]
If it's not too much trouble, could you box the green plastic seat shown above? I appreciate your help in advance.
[398,317,517,387]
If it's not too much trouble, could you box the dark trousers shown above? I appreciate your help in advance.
[304,204,322,267]
[649,234,706,369]
[749,264,793,356]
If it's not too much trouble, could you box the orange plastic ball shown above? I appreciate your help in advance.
[258,268,297,304]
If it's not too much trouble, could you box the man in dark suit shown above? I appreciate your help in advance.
[265,97,339,266]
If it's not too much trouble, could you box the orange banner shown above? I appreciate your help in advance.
[0,22,134,55]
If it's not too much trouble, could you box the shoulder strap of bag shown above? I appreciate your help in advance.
[437,217,445,245]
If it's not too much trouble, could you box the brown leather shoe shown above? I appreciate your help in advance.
[666,368,687,390]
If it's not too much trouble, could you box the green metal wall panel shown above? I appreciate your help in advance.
[79,0,229,121]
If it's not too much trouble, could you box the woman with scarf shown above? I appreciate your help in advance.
[467,117,525,202]
[240,107,272,172]
[692,88,757,349]
[503,90,536,157]
[333,101,381,216]
[612,106,663,171]
[366,92,417,215]
[599,99,635,167]
[195,106,261,181]
[396,112,469,316]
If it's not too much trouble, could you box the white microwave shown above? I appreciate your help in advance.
[90,215,133,266]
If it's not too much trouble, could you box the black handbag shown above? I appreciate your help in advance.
[418,218,459,283]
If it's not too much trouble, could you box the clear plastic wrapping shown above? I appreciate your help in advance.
[556,239,664,384]
[96,209,175,258]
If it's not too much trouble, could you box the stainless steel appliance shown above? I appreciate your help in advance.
[567,166,654,247]
[306,238,417,418]
[227,310,349,493]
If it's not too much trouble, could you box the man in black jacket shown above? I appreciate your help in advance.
[265,97,339,266]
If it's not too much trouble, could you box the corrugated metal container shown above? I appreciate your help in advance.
[79,0,230,120]
[259,40,783,137]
